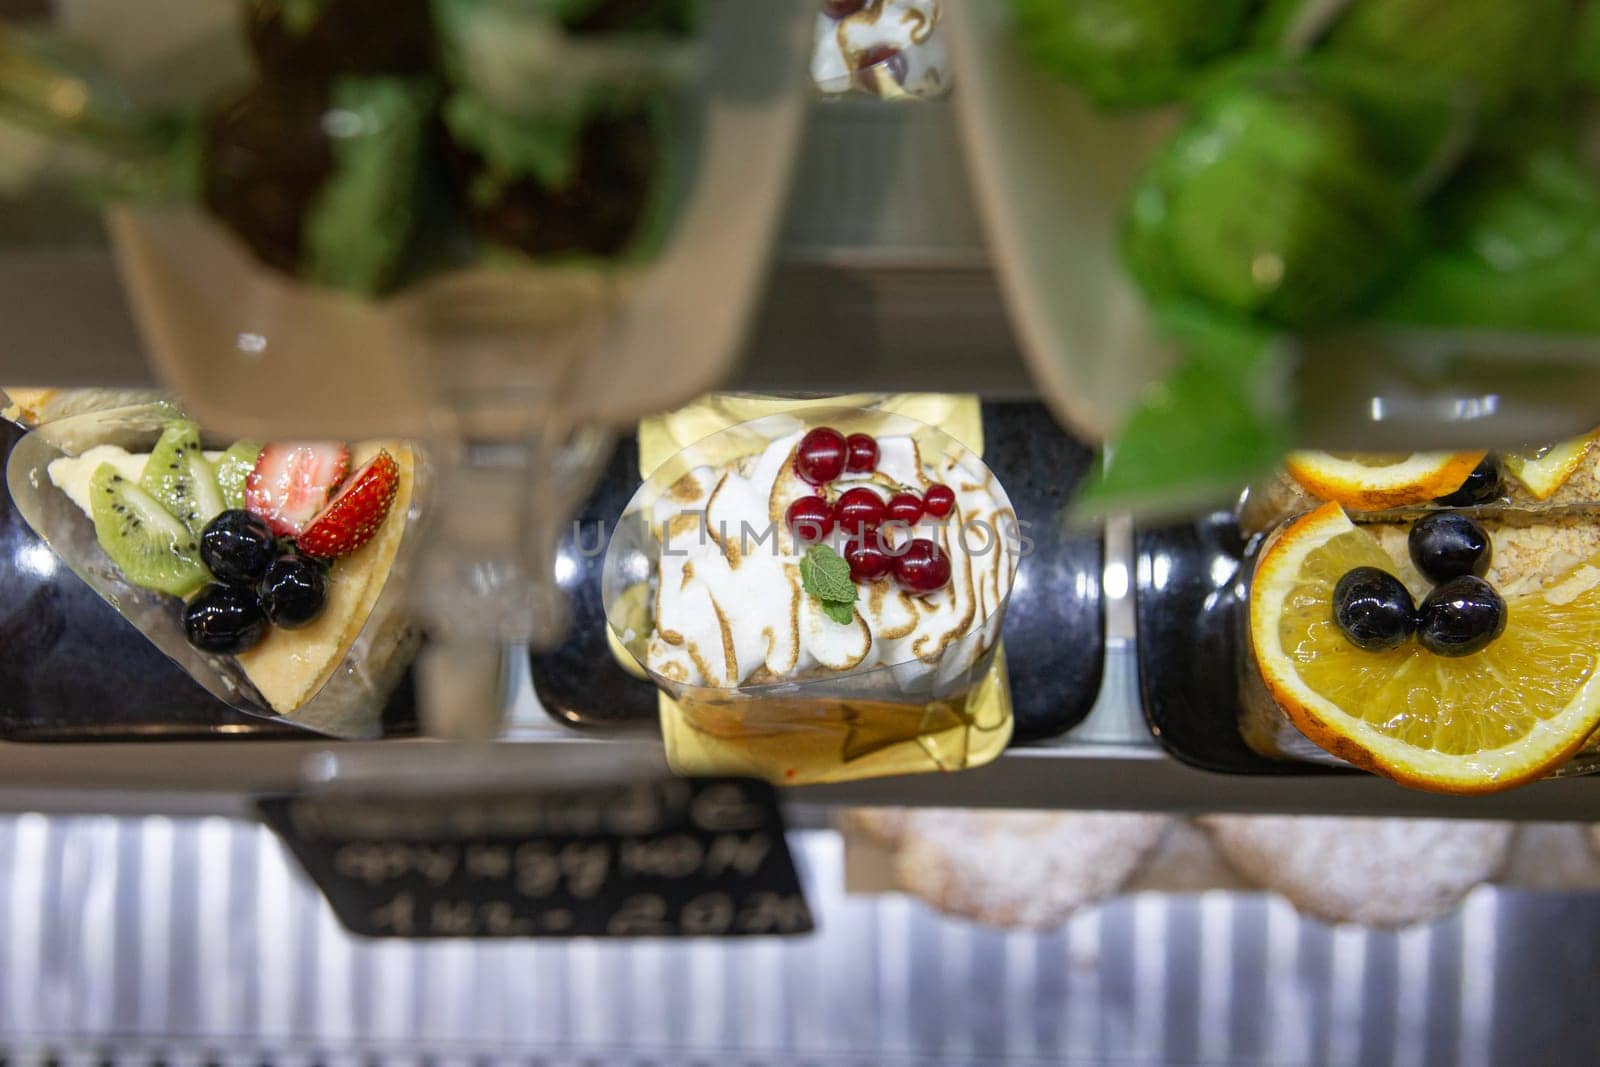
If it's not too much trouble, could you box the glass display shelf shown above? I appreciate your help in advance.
[3,518,1600,822]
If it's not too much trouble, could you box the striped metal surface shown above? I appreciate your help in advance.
[0,814,1592,1065]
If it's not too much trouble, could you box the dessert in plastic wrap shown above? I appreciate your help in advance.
[4,401,422,738]
[1238,451,1600,793]
[603,406,1019,785]
[1239,432,1600,536]
[812,0,949,99]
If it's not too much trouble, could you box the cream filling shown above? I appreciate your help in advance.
[48,444,227,517]
[645,432,1016,690]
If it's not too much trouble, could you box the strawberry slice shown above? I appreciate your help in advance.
[296,450,400,559]
[245,442,350,537]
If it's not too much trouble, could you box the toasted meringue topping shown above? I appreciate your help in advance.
[644,431,1016,689]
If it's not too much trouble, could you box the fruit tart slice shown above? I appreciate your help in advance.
[6,402,419,738]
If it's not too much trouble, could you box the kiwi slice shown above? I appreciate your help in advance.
[90,463,210,598]
[140,420,225,535]
[215,440,263,511]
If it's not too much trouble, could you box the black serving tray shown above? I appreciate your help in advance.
[0,418,418,742]
[530,401,1105,744]
[1134,512,1352,776]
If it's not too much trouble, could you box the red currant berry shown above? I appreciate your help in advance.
[785,495,833,545]
[823,0,867,16]
[834,486,887,538]
[894,538,950,595]
[845,537,893,582]
[886,492,923,526]
[844,433,879,473]
[923,483,956,518]
[795,427,847,485]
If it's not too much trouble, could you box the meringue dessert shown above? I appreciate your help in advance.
[811,0,949,99]
[621,415,1018,762]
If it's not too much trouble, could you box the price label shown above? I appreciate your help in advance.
[258,777,812,939]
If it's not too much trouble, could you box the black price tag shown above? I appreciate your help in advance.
[258,777,813,939]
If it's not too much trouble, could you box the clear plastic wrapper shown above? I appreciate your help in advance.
[602,407,1019,784]
[4,402,425,739]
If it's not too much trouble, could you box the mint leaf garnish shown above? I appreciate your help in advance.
[822,600,856,626]
[801,544,855,602]
[801,544,858,624]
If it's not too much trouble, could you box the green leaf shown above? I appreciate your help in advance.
[443,91,588,192]
[1122,59,1417,329]
[800,544,856,605]
[1011,0,1256,107]
[300,76,435,296]
[1574,1,1600,92]
[1375,142,1600,334]
[822,600,856,626]
[1074,303,1294,521]
[1320,0,1573,114]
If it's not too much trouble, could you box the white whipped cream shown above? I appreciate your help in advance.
[47,444,225,519]
[644,431,1015,692]
[811,0,948,98]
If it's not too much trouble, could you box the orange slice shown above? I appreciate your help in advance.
[1250,502,1600,794]
[1504,432,1600,501]
[1284,451,1487,511]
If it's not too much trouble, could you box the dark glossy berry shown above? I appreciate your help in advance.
[844,433,878,473]
[1408,513,1492,583]
[794,427,847,485]
[823,0,867,16]
[923,483,956,518]
[785,495,834,545]
[1434,455,1504,507]
[1331,567,1416,652]
[1418,576,1507,657]
[258,554,328,629]
[895,538,951,594]
[845,536,893,582]
[834,486,887,537]
[199,509,277,585]
[886,492,924,526]
[183,583,268,654]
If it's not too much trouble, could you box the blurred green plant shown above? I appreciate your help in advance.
[1016,0,1600,516]
[1315,0,1574,113]
[1011,0,1256,107]
[1377,140,1600,334]
[1075,301,1292,521]
[1123,59,1438,330]
[0,28,201,201]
